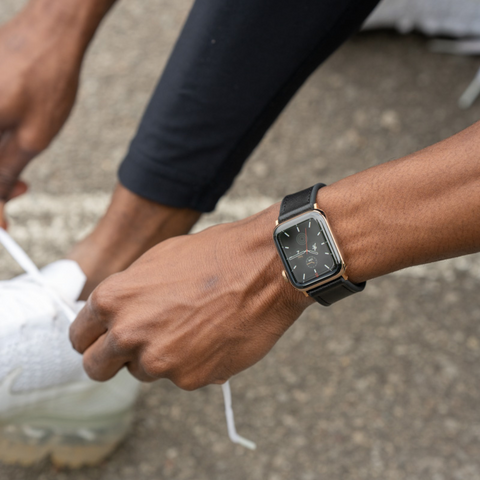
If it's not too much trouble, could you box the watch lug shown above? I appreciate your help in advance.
[282,270,309,297]
[342,263,348,281]
[275,220,279,226]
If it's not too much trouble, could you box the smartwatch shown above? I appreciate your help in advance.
[273,183,366,307]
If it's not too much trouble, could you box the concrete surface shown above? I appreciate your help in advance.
[2,1,480,479]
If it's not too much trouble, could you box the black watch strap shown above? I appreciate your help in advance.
[278,183,366,307]
[278,183,326,223]
[307,277,366,307]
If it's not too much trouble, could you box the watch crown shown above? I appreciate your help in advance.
[281,270,289,284]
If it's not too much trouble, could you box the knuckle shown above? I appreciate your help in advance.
[68,324,80,351]
[16,129,50,155]
[140,363,160,380]
[0,168,17,195]
[108,327,133,355]
[140,352,171,380]
[89,282,116,316]
[126,362,153,383]
[0,83,22,114]
[212,378,229,385]
[174,375,205,392]
[83,359,106,382]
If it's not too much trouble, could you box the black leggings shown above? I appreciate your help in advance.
[119,0,380,212]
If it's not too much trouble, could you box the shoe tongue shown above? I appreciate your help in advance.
[40,260,87,302]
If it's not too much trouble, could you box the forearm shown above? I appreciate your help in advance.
[318,121,480,284]
[68,123,480,388]
[20,0,117,56]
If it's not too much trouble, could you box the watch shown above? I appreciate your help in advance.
[273,183,366,306]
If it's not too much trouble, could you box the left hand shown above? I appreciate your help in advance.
[70,205,312,390]
[0,180,28,229]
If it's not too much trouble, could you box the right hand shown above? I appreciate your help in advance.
[0,7,83,226]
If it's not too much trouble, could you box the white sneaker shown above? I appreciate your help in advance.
[364,0,480,37]
[0,259,140,468]
[364,0,480,108]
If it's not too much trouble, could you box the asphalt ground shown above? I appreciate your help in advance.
[2,1,480,479]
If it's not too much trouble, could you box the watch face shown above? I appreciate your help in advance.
[274,211,341,288]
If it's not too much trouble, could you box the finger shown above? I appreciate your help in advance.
[82,333,129,382]
[125,361,158,383]
[7,180,28,200]
[0,133,9,222]
[69,300,109,354]
[0,132,35,200]
[0,202,6,230]
[0,131,33,201]
[0,181,28,230]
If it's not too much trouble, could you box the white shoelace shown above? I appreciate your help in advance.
[0,228,77,323]
[0,227,256,450]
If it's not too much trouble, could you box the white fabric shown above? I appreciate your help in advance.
[0,228,139,417]
[364,0,480,107]
[0,260,87,392]
[0,229,254,448]
[365,0,480,37]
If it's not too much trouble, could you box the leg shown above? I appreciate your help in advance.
[120,0,381,211]
[68,184,201,299]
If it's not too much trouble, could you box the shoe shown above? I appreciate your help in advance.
[0,259,140,468]
[364,0,480,37]
[364,0,480,108]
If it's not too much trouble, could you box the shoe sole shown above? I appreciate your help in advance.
[0,409,133,468]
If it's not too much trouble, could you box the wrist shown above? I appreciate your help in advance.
[68,185,201,299]
[250,203,315,312]
[315,180,382,284]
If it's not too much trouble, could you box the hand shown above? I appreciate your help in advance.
[70,205,313,390]
[0,180,28,229]
[0,6,84,224]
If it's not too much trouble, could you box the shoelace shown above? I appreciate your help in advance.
[429,40,480,109]
[0,228,77,323]
[0,227,256,450]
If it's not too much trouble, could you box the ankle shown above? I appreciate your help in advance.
[67,185,201,299]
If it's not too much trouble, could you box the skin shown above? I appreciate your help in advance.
[70,121,480,390]
[0,0,201,287]
[0,0,117,228]
[68,185,201,300]
[3,1,480,390]
[70,205,310,388]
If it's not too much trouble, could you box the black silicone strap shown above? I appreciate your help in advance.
[278,183,366,307]
[278,183,326,223]
[307,277,366,307]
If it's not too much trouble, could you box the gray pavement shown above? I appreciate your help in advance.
[2,1,480,479]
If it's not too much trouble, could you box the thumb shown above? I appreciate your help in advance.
[0,202,6,230]
[8,180,28,200]
[0,131,33,202]
[0,180,28,230]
